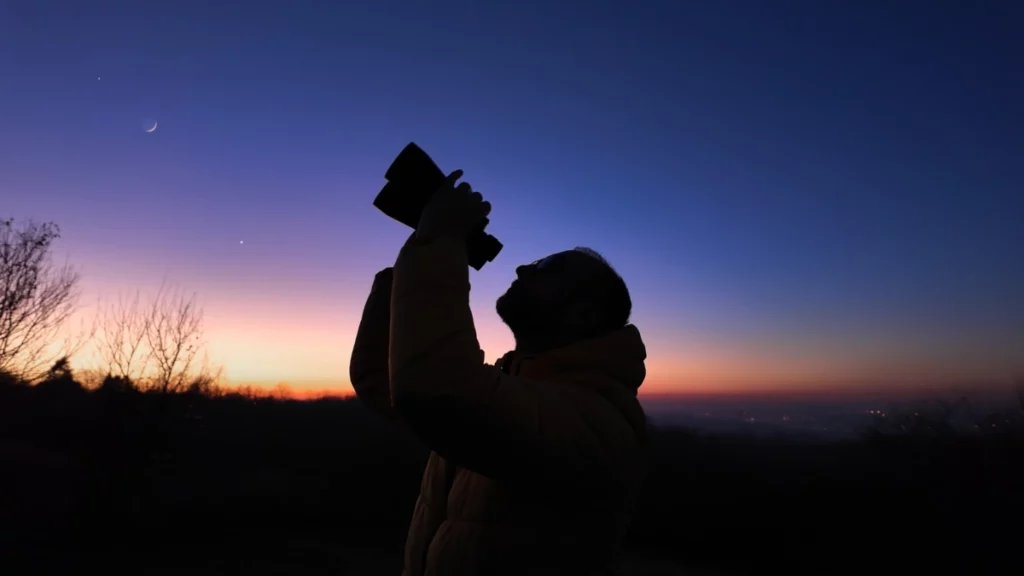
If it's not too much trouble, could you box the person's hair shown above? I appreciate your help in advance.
[573,247,632,332]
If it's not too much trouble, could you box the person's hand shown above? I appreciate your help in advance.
[415,169,491,242]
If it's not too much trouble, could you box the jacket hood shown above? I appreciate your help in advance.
[497,324,647,390]
[497,324,647,393]
[496,324,648,435]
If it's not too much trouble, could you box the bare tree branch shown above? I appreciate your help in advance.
[96,279,216,393]
[144,282,204,393]
[0,219,84,382]
[98,290,154,381]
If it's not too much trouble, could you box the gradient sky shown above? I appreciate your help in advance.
[2,1,1021,395]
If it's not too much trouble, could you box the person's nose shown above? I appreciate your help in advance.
[516,264,536,278]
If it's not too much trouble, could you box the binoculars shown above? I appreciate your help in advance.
[374,143,503,270]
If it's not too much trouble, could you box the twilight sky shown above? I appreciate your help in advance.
[1,1,1021,395]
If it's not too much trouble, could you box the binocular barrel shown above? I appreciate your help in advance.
[373,143,503,270]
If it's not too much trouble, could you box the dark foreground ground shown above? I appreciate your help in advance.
[2,380,1022,575]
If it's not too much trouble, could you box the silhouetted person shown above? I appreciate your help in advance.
[350,170,648,575]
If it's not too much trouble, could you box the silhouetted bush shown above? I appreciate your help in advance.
[97,374,137,394]
[1,385,1021,575]
[0,368,25,388]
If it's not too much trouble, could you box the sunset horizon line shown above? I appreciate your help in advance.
[217,376,1019,402]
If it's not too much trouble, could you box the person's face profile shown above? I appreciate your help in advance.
[499,251,601,319]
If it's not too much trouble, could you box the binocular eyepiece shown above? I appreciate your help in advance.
[373,143,503,270]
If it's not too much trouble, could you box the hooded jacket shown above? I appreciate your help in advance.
[350,236,648,575]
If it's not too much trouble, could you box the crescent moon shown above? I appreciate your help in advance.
[144,120,158,133]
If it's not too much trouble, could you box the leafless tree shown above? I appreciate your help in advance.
[270,382,294,400]
[97,281,218,393]
[98,290,153,381]
[145,282,205,393]
[184,352,225,396]
[0,218,90,381]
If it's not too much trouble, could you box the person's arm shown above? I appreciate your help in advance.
[388,236,633,484]
[349,267,400,421]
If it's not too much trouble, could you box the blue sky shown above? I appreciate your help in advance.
[1,0,1021,392]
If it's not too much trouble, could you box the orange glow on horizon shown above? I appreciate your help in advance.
[49,253,1020,399]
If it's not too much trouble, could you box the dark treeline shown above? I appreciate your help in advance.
[2,370,1023,575]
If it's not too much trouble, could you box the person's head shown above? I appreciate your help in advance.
[496,247,631,353]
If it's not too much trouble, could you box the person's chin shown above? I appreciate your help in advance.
[495,294,510,316]
[495,292,519,321]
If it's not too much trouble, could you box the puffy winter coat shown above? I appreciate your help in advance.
[350,236,649,575]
